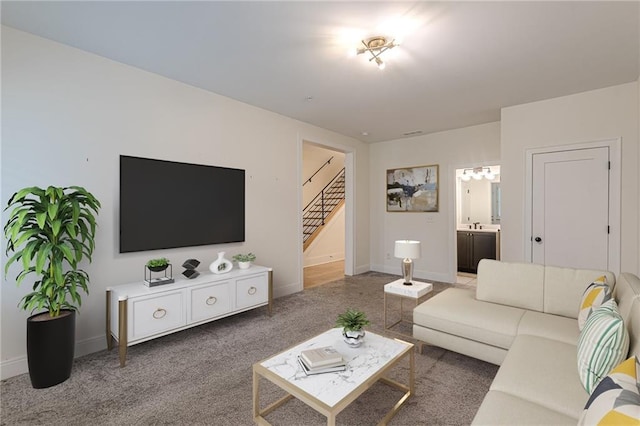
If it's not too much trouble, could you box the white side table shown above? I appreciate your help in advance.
[384,279,433,346]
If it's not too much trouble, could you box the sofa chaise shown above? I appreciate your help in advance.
[413,259,640,424]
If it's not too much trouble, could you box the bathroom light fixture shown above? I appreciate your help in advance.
[461,167,496,181]
[394,240,421,285]
[356,36,398,70]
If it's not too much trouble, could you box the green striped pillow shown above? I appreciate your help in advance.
[577,299,629,394]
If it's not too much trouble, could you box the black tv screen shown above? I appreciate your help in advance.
[119,155,245,253]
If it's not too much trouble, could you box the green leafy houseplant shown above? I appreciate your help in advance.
[146,257,170,271]
[4,186,101,317]
[232,253,256,263]
[335,308,370,332]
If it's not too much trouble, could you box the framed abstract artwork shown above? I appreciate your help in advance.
[386,164,439,212]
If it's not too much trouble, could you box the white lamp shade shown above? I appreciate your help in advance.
[394,240,421,259]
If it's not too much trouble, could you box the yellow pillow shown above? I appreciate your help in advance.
[579,356,640,425]
[579,276,611,331]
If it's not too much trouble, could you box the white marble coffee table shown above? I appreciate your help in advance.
[252,327,414,425]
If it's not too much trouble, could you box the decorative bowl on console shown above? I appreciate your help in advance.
[146,258,170,272]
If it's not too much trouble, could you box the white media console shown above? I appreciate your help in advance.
[106,265,272,366]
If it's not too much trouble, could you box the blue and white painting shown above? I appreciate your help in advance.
[386,164,439,212]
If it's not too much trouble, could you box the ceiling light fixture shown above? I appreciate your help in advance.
[356,36,397,70]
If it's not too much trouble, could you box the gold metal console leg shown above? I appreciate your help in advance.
[267,270,273,317]
[118,299,128,367]
[106,290,113,350]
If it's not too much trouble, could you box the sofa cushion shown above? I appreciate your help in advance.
[577,299,630,394]
[476,259,544,311]
[490,334,588,419]
[579,356,640,425]
[517,310,580,345]
[545,266,615,319]
[578,276,612,330]
[413,287,525,350]
[473,390,578,425]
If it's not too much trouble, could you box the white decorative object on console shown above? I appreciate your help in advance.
[106,265,272,367]
[209,251,233,274]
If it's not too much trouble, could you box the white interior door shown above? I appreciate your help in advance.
[531,147,609,270]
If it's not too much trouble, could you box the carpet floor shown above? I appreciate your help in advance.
[0,271,497,425]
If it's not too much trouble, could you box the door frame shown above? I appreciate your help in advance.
[297,135,355,292]
[524,138,621,275]
[450,161,500,283]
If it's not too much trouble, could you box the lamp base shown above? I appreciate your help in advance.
[401,258,413,285]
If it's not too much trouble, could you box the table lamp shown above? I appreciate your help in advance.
[394,240,421,285]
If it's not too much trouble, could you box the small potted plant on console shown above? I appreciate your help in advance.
[336,308,370,348]
[146,257,170,272]
[232,252,256,269]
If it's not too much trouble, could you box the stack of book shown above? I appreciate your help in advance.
[298,346,346,375]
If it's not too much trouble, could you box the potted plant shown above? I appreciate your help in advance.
[3,185,100,388]
[146,257,170,272]
[232,252,256,269]
[336,308,370,348]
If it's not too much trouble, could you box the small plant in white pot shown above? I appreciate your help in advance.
[336,308,370,348]
[232,253,256,269]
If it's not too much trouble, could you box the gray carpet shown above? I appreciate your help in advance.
[0,271,497,425]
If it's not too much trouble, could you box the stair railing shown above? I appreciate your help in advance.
[303,168,345,245]
[303,156,334,186]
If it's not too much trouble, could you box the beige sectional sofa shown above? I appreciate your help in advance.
[413,259,640,424]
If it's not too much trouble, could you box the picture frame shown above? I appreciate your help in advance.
[386,164,439,212]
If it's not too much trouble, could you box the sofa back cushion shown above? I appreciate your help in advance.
[545,266,615,319]
[615,273,640,358]
[477,259,544,311]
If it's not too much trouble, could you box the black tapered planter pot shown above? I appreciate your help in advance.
[27,310,75,389]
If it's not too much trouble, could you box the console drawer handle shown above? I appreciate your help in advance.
[248,286,257,295]
[152,308,167,319]
[206,296,217,306]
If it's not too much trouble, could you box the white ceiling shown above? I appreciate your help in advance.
[2,1,639,143]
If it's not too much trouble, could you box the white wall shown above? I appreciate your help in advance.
[0,27,370,378]
[369,122,501,283]
[501,82,639,275]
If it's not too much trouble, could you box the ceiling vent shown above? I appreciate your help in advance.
[402,130,423,137]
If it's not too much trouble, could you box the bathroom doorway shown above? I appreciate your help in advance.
[455,165,501,278]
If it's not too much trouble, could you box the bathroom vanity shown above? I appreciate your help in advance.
[457,229,500,274]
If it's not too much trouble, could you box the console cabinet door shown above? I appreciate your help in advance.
[130,291,186,341]
[236,275,268,309]
[190,281,231,323]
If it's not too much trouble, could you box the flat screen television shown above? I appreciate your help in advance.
[119,155,245,253]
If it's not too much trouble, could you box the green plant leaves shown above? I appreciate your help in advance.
[3,185,100,316]
[335,308,370,331]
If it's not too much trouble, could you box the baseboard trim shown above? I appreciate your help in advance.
[273,282,301,299]
[0,356,28,380]
[369,264,452,284]
[0,334,108,380]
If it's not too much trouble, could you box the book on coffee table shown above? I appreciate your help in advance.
[297,356,346,375]
[300,346,343,369]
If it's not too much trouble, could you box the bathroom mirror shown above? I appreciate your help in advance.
[458,166,500,226]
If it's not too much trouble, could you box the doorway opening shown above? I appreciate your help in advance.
[453,164,501,281]
[301,141,351,288]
